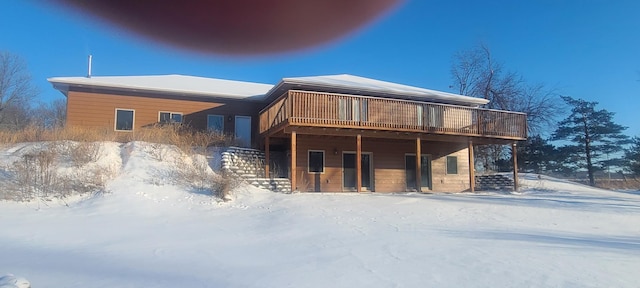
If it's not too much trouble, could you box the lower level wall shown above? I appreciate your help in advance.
[290,135,470,193]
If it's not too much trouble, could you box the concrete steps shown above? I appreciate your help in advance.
[247,178,292,193]
[475,174,515,191]
[221,147,291,193]
[221,147,266,178]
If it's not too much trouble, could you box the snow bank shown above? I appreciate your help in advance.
[0,275,30,288]
[0,142,639,287]
[0,141,227,204]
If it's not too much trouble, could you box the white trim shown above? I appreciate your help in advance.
[307,150,325,174]
[114,108,135,132]
[158,111,183,123]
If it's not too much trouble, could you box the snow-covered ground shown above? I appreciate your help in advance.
[1,142,639,287]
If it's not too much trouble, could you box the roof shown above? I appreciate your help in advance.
[48,73,489,107]
[47,74,274,101]
[269,74,489,107]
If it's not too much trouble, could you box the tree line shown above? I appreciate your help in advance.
[450,45,640,184]
[0,51,66,130]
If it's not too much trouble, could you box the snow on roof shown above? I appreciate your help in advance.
[278,74,489,106]
[48,74,274,100]
[48,73,489,106]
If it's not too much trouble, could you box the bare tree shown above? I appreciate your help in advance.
[451,45,559,133]
[0,51,38,129]
[31,98,67,128]
[451,47,485,96]
[450,45,560,172]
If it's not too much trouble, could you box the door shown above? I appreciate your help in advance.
[234,116,251,147]
[343,152,372,191]
[405,154,432,190]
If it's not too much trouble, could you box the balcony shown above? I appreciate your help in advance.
[259,90,527,141]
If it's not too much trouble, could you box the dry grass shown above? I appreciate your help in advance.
[0,125,241,200]
[295,171,311,192]
[68,142,102,167]
[1,142,117,201]
[0,125,243,201]
[0,124,236,151]
[9,149,59,200]
[0,125,115,143]
[171,153,241,201]
[595,178,640,190]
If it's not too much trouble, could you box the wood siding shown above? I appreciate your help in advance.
[66,89,263,146]
[291,135,471,193]
[62,86,515,193]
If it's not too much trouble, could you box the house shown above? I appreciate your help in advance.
[48,74,527,193]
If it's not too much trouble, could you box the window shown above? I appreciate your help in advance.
[338,98,350,120]
[159,112,183,124]
[308,150,325,173]
[338,98,368,121]
[358,99,368,122]
[207,115,224,133]
[115,109,134,131]
[446,156,458,174]
[353,99,360,121]
[427,106,444,127]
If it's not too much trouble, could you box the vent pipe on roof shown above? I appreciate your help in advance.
[87,54,92,78]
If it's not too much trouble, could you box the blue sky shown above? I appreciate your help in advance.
[2,1,639,137]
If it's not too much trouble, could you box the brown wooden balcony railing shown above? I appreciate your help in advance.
[259,90,527,140]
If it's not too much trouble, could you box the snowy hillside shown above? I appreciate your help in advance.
[1,142,639,287]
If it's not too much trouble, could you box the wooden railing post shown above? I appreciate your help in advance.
[477,110,483,136]
[265,136,270,178]
[267,108,271,133]
[416,137,422,192]
[288,91,294,123]
[291,131,297,192]
[469,140,475,192]
[356,134,362,193]
[512,142,518,192]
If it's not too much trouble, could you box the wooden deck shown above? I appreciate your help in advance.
[259,90,527,141]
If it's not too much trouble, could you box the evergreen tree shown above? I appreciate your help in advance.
[518,135,556,174]
[495,135,564,175]
[626,136,640,176]
[552,96,630,186]
[549,145,580,177]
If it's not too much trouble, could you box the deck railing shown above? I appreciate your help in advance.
[259,90,527,140]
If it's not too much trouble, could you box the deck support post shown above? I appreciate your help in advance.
[265,136,270,178]
[356,134,362,193]
[469,140,475,192]
[291,131,297,192]
[416,137,422,192]
[512,142,518,192]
